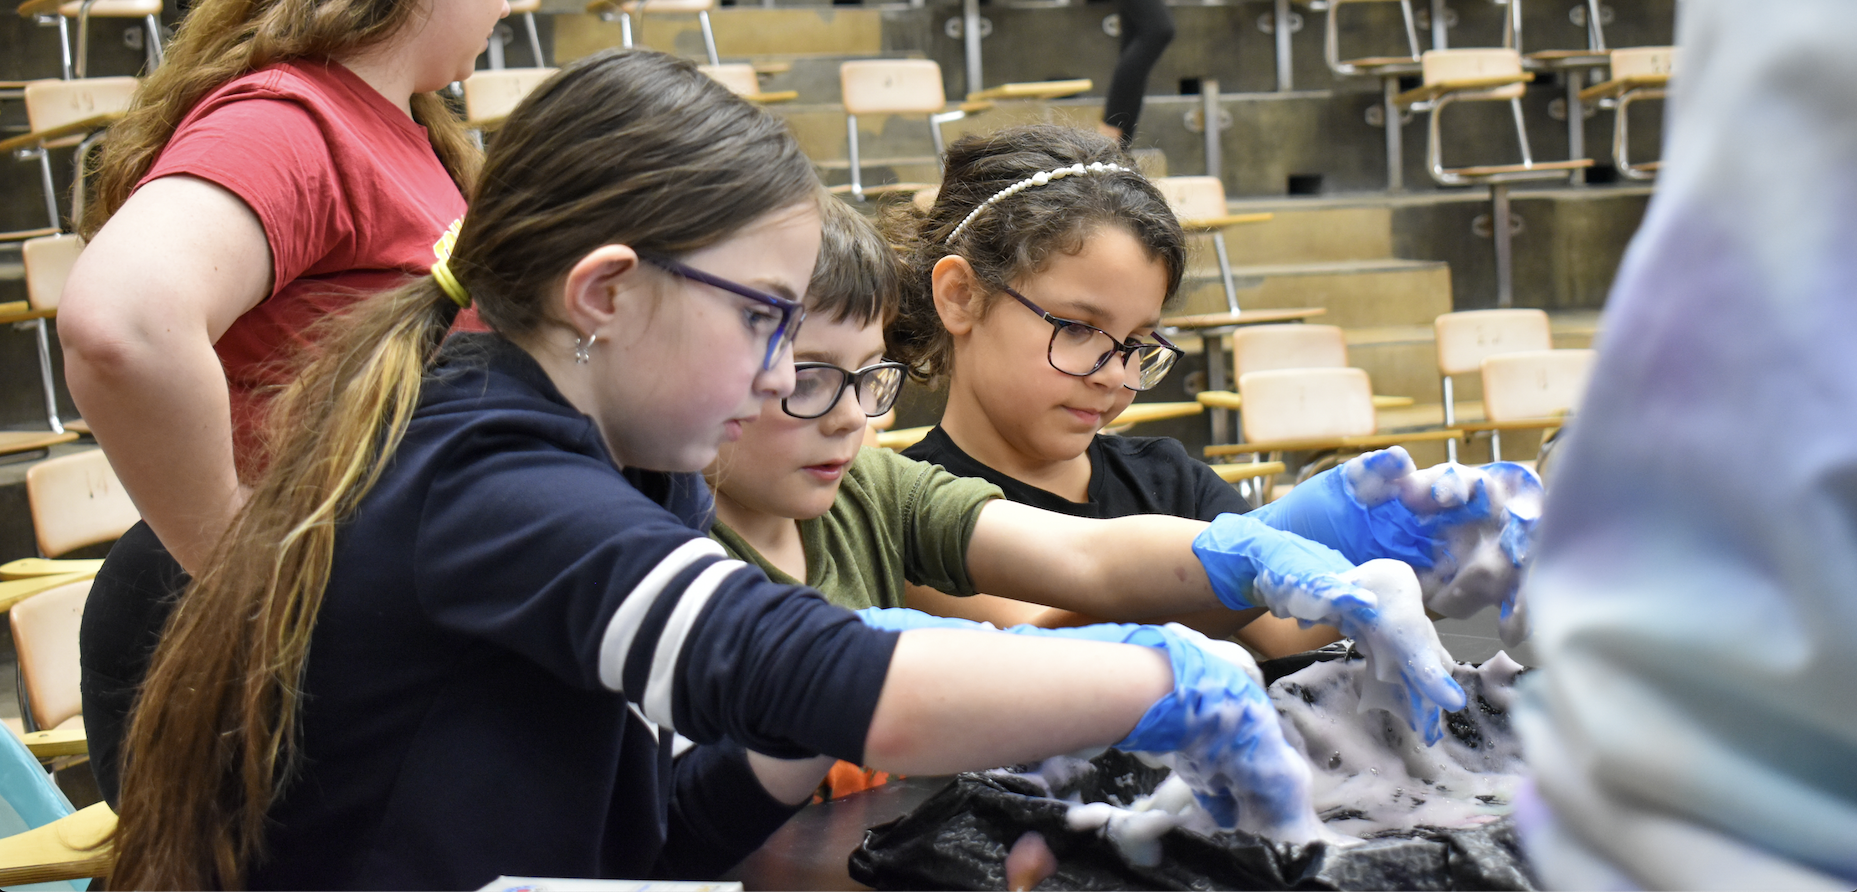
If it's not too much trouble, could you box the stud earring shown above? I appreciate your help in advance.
[574,333,598,365]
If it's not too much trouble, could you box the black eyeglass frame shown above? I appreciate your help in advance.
[781,360,909,420]
[638,252,807,371]
[1000,285,1184,391]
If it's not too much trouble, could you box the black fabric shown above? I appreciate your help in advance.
[849,748,1536,891]
[653,740,805,879]
[78,520,189,808]
[1104,0,1176,141]
[903,426,1250,521]
[851,651,1538,891]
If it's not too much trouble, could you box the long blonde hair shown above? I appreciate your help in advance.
[107,48,820,891]
[80,0,477,237]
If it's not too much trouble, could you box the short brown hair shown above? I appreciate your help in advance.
[808,196,900,327]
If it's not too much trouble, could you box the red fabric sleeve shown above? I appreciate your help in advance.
[143,97,352,300]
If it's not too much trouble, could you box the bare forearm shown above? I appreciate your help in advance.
[967,503,1222,620]
[743,752,836,806]
[64,327,243,572]
[56,176,273,573]
[862,630,1169,775]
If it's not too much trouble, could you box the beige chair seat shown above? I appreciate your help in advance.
[1204,367,1460,461]
[698,64,797,103]
[461,67,557,130]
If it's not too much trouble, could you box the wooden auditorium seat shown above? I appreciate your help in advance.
[1458,347,1596,461]
[1433,308,1552,461]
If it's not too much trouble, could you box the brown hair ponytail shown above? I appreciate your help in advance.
[109,48,819,890]
[882,124,1185,385]
[81,0,478,237]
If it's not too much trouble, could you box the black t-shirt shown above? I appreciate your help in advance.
[903,426,1252,521]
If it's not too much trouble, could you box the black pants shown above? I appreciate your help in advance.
[1104,0,1175,143]
[78,521,187,808]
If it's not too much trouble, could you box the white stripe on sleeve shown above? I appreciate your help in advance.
[598,537,727,691]
[641,559,749,729]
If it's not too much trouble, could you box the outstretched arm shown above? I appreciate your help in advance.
[961,500,1244,621]
[863,629,1171,773]
[859,620,1325,841]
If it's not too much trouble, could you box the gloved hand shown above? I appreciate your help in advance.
[1099,622,1323,841]
[1247,447,1544,646]
[855,609,1321,840]
[1192,513,1467,743]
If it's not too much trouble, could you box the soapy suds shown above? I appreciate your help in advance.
[1344,449,1544,646]
[1272,652,1526,838]
[1016,653,1528,865]
[1259,558,1466,743]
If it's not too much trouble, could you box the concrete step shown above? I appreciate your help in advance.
[1185,205,1394,278]
[1176,258,1452,329]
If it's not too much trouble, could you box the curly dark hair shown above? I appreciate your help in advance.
[882,124,1186,385]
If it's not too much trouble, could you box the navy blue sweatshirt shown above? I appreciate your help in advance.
[250,335,898,890]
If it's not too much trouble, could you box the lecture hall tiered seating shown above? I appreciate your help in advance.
[0,0,1674,882]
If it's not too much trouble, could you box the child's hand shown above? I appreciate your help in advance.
[1110,623,1324,842]
[1261,559,1466,745]
[1248,447,1544,646]
[1192,514,1467,742]
[854,609,1322,839]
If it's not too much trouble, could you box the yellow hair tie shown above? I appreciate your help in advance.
[430,217,470,309]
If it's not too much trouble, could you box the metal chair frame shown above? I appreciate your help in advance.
[23,0,164,79]
[1324,0,1422,191]
[1407,49,1589,308]
[604,0,720,67]
[484,2,546,70]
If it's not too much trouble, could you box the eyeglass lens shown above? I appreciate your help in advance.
[785,363,907,418]
[1046,322,1178,391]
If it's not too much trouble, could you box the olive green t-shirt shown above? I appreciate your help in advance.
[710,447,1002,609]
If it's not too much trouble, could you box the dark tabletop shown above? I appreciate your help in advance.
[723,775,953,891]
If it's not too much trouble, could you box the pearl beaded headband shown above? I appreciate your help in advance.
[944,161,1134,244]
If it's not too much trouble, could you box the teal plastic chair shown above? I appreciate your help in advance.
[0,727,82,891]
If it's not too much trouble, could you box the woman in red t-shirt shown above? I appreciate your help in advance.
[58,0,504,805]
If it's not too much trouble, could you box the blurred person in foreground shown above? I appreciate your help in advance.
[1513,1,1857,888]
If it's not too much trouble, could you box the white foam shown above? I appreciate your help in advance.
[1045,654,1527,853]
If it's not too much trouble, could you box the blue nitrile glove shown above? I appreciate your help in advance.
[1193,513,1468,744]
[1007,621,1319,839]
[1248,447,1544,646]
[856,609,1322,838]
[1097,622,1322,841]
